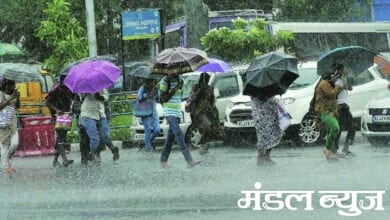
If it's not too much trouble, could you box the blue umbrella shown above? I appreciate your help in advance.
[196,58,232,73]
[317,46,377,76]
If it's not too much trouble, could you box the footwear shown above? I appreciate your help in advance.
[342,147,355,156]
[257,149,266,165]
[189,160,202,168]
[112,147,120,161]
[323,148,338,160]
[90,151,101,166]
[59,144,74,167]
[63,159,74,166]
[53,152,60,167]
[264,149,276,164]
[160,162,169,168]
[3,164,15,173]
[199,144,209,155]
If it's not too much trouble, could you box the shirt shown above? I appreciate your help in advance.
[159,76,182,118]
[79,89,108,120]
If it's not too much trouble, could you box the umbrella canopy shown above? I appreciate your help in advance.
[317,46,377,76]
[0,43,25,57]
[0,63,42,82]
[150,47,208,75]
[196,58,232,73]
[128,65,161,79]
[242,51,299,99]
[64,60,121,93]
[59,55,116,76]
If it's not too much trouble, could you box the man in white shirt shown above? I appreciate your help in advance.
[334,70,355,155]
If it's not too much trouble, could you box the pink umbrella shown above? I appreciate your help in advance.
[64,60,121,93]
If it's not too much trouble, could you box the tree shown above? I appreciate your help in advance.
[274,0,372,22]
[36,0,88,74]
[203,0,273,13]
[184,0,209,48]
[201,18,294,62]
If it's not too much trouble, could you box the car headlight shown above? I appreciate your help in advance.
[281,97,296,105]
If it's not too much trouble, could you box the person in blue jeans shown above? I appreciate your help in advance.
[159,73,201,168]
[136,79,160,153]
[79,89,119,165]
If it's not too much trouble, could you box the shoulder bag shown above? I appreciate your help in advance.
[0,105,15,128]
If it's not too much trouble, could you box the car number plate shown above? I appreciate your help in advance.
[372,115,390,122]
[237,120,254,127]
[134,134,145,140]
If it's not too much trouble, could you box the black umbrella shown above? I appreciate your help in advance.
[317,46,377,76]
[242,51,299,99]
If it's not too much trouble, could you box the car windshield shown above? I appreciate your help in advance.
[288,67,319,89]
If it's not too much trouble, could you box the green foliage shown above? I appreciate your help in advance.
[201,18,294,62]
[274,0,372,22]
[35,0,88,74]
[111,95,133,113]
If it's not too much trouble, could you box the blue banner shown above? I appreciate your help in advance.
[121,9,161,40]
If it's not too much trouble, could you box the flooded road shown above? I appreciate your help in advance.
[1,135,389,219]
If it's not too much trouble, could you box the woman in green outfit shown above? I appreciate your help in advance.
[314,63,344,160]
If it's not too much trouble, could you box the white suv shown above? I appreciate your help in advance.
[130,65,247,148]
[224,62,390,146]
[361,91,390,145]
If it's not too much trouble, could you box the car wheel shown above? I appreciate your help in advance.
[298,113,325,145]
[367,137,389,146]
[185,125,203,149]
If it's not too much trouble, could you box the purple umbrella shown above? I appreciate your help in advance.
[64,60,121,93]
[196,58,232,73]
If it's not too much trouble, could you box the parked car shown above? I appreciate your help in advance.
[130,64,248,149]
[224,61,390,146]
[361,93,390,145]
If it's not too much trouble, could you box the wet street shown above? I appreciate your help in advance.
[1,134,389,220]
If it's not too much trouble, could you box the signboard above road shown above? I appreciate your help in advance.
[121,9,161,40]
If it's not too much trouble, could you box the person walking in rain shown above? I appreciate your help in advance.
[333,64,356,156]
[46,75,74,167]
[159,72,201,168]
[0,79,20,173]
[251,92,283,165]
[79,89,119,165]
[135,78,160,153]
[186,72,219,154]
[315,63,344,160]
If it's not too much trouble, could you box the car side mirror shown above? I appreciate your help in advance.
[214,88,220,98]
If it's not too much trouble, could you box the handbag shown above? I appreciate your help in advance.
[134,98,154,117]
[0,105,15,128]
[55,112,72,130]
[277,101,291,131]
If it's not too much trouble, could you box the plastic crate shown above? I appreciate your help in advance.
[14,126,55,157]
[21,116,53,128]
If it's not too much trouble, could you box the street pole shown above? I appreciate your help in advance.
[85,0,98,57]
